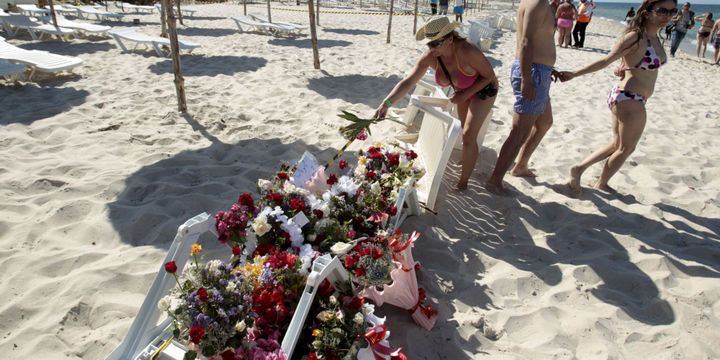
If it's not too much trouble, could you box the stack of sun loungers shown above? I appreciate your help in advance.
[0,15,75,41]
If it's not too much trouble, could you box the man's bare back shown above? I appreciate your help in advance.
[516,0,557,66]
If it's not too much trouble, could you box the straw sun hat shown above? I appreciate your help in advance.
[415,16,460,42]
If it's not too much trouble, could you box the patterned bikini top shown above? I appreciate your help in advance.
[627,35,666,71]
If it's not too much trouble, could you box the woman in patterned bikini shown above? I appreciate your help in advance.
[558,0,677,193]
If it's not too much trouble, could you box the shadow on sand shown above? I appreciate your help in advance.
[0,85,89,125]
[148,55,268,76]
[307,73,402,107]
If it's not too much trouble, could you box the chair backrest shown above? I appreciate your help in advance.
[410,96,461,210]
[1,15,42,27]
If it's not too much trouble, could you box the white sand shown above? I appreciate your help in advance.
[1,3,719,359]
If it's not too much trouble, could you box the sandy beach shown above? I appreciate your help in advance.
[1,2,719,359]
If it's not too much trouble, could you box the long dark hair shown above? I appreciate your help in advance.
[625,0,678,47]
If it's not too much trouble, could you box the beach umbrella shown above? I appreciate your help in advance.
[413,0,418,34]
[267,0,272,23]
[307,0,320,69]
[386,0,395,43]
[162,0,187,112]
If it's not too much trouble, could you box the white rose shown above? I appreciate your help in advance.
[354,164,366,177]
[329,296,337,305]
[257,179,273,191]
[235,320,246,333]
[158,296,171,311]
[336,310,344,321]
[353,312,364,325]
[252,215,271,236]
[226,281,237,293]
[370,182,381,194]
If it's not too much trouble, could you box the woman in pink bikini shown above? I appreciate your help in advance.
[556,0,577,48]
[560,0,677,193]
[374,16,497,190]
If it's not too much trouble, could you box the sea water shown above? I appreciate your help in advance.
[590,1,720,58]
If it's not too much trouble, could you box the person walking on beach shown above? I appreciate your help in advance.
[374,17,498,190]
[556,0,577,47]
[669,2,694,56]
[626,7,636,23]
[572,0,595,48]
[454,0,465,22]
[560,0,677,193]
[712,19,720,64]
[431,0,438,15]
[485,0,557,194]
[693,12,714,59]
[439,0,449,15]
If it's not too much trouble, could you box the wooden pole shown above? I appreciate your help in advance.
[413,0,418,35]
[243,0,247,15]
[176,0,184,25]
[47,0,58,29]
[267,0,272,23]
[160,1,168,37]
[316,0,320,26]
[386,0,394,43]
[307,0,320,69]
[163,0,187,113]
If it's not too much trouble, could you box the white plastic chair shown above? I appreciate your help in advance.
[108,28,200,57]
[0,58,26,80]
[106,213,215,360]
[70,5,125,21]
[0,37,83,80]
[248,14,306,35]
[154,3,197,17]
[16,4,50,17]
[0,15,75,40]
[118,2,155,14]
[42,15,112,37]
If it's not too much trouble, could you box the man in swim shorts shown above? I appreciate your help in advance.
[486,0,557,194]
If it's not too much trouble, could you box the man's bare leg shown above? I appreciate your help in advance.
[486,112,538,193]
[511,102,553,177]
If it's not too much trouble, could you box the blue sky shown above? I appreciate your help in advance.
[594,0,719,3]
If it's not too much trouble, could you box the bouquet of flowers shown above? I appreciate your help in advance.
[159,244,309,359]
[335,233,397,287]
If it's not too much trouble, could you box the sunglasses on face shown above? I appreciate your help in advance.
[427,37,449,48]
[653,7,678,16]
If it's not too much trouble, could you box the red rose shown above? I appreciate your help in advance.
[308,352,318,360]
[326,174,338,185]
[354,267,366,277]
[277,171,289,180]
[197,287,208,302]
[369,151,383,160]
[346,229,357,240]
[338,159,348,170]
[318,279,335,297]
[347,296,364,312]
[365,171,377,180]
[164,261,177,274]
[405,150,417,160]
[313,209,324,219]
[344,255,356,268]
[387,153,400,167]
[267,192,284,206]
[231,245,241,256]
[372,248,384,260]
[220,349,236,360]
[238,193,254,208]
[389,205,397,216]
[290,198,306,212]
[188,325,205,344]
[367,146,381,155]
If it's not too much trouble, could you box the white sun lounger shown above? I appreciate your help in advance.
[154,3,197,17]
[16,4,50,17]
[248,14,306,34]
[45,15,112,37]
[0,37,83,80]
[0,15,75,40]
[0,59,26,80]
[397,95,462,212]
[108,28,200,57]
[231,15,296,35]
[118,2,155,14]
[70,5,125,21]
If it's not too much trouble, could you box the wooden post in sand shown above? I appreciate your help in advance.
[267,0,272,23]
[176,0,184,26]
[386,0,394,43]
[307,0,321,69]
[413,0,418,35]
[163,0,187,113]
[316,0,320,26]
[243,0,247,15]
[47,0,59,28]
[160,1,168,37]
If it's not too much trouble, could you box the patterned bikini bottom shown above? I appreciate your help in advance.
[607,85,647,110]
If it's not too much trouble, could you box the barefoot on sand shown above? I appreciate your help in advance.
[510,165,537,178]
[567,166,583,193]
[455,181,468,191]
[485,181,511,196]
[593,180,617,193]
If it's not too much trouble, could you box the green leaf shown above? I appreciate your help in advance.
[183,350,197,360]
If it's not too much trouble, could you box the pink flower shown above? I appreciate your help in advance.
[355,129,368,141]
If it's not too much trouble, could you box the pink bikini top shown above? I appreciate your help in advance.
[626,35,666,71]
[434,47,478,90]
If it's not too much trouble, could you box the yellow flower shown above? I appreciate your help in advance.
[358,156,367,165]
[312,329,323,337]
[190,243,202,255]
